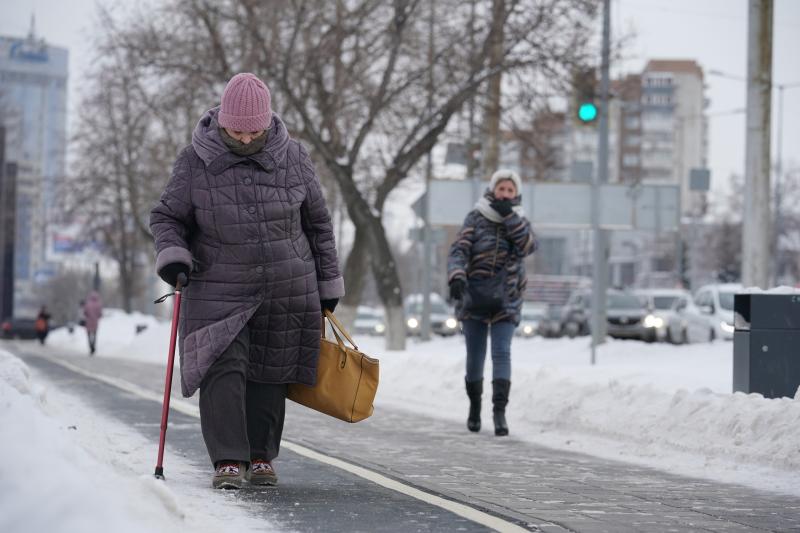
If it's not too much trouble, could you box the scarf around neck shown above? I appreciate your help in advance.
[219,127,268,156]
[475,190,525,223]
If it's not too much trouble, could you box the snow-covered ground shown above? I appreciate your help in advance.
[0,347,276,533]
[2,308,799,533]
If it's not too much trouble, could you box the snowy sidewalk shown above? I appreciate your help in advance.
[8,341,800,532]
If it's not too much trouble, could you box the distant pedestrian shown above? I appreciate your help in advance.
[82,291,103,355]
[150,72,344,489]
[35,306,51,345]
[447,169,537,436]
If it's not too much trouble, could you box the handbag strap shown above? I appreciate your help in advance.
[323,310,360,351]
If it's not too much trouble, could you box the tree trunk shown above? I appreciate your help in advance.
[483,0,505,175]
[337,225,369,330]
[332,168,406,350]
[364,216,405,351]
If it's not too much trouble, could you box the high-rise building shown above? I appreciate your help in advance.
[640,60,708,215]
[0,20,68,314]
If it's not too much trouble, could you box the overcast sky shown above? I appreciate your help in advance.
[1,0,798,200]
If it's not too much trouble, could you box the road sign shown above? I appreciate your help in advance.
[419,180,680,231]
[689,168,711,191]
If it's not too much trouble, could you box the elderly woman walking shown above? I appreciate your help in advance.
[150,73,344,489]
[447,169,537,436]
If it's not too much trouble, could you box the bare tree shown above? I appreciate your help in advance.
[85,0,598,347]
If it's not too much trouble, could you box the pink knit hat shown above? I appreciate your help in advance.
[218,73,272,132]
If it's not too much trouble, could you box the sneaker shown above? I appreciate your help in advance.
[212,461,245,489]
[247,459,278,486]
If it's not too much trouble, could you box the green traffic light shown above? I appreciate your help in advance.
[578,102,598,123]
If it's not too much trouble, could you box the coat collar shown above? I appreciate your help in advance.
[192,106,290,175]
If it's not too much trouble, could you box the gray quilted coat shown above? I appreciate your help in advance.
[150,107,344,397]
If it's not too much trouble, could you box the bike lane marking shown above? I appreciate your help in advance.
[39,352,531,533]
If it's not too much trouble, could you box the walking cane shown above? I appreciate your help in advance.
[153,273,186,480]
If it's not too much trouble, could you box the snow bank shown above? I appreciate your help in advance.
[0,349,273,533]
[0,349,181,533]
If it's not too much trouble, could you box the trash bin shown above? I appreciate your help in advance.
[733,293,800,399]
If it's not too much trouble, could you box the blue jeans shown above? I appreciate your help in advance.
[462,319,515,382]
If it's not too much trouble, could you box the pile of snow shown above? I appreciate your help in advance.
[0,349,273,533]
[0,348,179,533]
[43,310,800,494]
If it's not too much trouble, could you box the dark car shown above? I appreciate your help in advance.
[560,289,658,342]
[1,317,40,340]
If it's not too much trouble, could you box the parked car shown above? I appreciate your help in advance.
[1,317,39,340]
[353,305,386,336]
[634,288,690,342]
[561,289,661,342]
[537,305,565,338]
[667,283,741,342]
[516,302,548,338]
[560,291,591,338]
[405,293,459,336]
[665,294,716,344]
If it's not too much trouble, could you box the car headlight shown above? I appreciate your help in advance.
[374,323,385,334]
[407,318,419,329]
[523,325,534,335]
[643,314,664,328]
[445,318,458,329]
[720,321,734,333]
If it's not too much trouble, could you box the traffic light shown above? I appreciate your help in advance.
[573,68,597,124]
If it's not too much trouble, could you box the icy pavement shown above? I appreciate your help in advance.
[5,340,800,532]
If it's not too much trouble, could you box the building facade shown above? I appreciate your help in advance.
[0,25,68,314]
[489,59,708,288]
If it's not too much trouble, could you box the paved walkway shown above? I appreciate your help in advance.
[9,341,800,532]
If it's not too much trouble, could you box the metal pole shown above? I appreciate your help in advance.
[421,0,435,341]
[590,0,611,365]
[742,0,773,289]
[772,85,783,285]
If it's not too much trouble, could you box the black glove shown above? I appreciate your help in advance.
[321,298,339,313]
[158,262,191,288]
[449,278,466,301]
[490,198,514,217]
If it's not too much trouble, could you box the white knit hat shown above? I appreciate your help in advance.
[489,169,522,194]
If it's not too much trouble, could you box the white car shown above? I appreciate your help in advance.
[665,294,714,344]
[694,283,741,340]
[353,305,386,336]
[516,302,548,338]
[404,293,459,336]
[634,288,690,342]
[666,283,741,343]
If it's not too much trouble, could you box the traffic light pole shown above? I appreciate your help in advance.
[590,0,611,365]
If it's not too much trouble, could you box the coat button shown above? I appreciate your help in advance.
[256,266,264,274]
[244,177,252,185]
[248,206,256,214]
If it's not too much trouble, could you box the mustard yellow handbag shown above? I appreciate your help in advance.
[287,310,379,423]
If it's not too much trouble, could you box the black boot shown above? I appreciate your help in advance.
[465,379,483,432]
[492,379,511,436]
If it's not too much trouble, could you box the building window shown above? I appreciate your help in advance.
[625,116,640,129]
[622,154,640,167]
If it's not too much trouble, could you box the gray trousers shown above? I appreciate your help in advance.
[199,326,287,467]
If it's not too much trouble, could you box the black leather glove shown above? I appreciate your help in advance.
[490,198,514,217]
[449,278,466,301]
[158,262,191,288]
[321,298,339,313]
